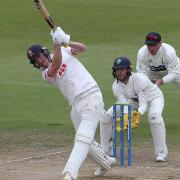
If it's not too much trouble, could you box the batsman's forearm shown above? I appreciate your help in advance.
[47,45,62,77]
[52,44,62,68]
[162,73,176,84]
[69,41,86,55]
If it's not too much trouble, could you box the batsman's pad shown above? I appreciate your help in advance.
[75,120,95,145]
[88,141,115,170]
[116,111,140,132]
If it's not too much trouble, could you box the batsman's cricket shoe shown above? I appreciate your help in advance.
[63,173,73,180]
[94,157,116,177]
[63,177,73,180]
[156,153,167,162]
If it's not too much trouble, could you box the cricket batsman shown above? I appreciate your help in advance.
[27,27,116,180]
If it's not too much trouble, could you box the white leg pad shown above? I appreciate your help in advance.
[75,120,96,144]
[63,120,96,179]
[63,141,89,179]
[149,113,168,156]
[88,141,115,170]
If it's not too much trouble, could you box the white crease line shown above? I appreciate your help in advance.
[27,160,95,166]
[28,160,65,164]
[137,179,155,180]
[0,169,60,175]
[136,166,180,171]
[0,151,66,165]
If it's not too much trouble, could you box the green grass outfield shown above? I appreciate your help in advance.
[0,0,179,152]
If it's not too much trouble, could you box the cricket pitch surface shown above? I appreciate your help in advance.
[0,145,180,180]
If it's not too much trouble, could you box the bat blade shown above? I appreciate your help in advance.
[33,0,56,30]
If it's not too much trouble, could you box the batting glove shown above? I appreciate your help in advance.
[50,27,70,45]
[62,33,70,45]
[51,28,64,44]
[50,26,65,36]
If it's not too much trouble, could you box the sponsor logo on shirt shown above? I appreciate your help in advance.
[150,65,167,72]
[58,64,67,78]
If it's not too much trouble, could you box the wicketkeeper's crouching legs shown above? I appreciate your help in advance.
[149,115,168,161]
[100,107,114,156]
[148,97,168,162]
[100,103,140,156]
[100,105,130,157]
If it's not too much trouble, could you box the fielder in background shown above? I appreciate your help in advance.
[136,32,180,87]
[27,27,116,180]
[100,57,168,162]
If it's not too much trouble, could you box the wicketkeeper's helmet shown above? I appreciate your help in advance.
[27,44,50,69]
[112,56,133,80]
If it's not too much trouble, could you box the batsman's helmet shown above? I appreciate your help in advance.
[27,44,50,69]
[112,56,133,80]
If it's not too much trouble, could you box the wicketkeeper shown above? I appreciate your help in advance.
[100,56,168,162]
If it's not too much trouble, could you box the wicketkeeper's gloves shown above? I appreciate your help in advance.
[116,110,140,132]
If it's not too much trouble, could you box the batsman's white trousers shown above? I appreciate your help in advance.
[63,90,105,179]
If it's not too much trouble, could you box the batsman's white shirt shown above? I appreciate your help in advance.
[112,73,163,114]
[41,47,109,179]
[136,43,180,84]
[42,47,99,105]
